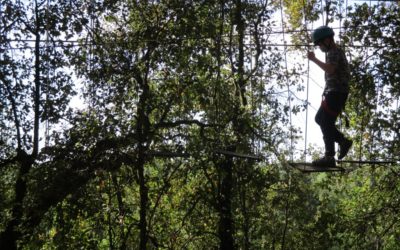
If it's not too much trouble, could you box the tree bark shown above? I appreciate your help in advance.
[236,0,247,106]
[134,65,151,250]
[0,152,33,250]
[240,180,250,250]
[217,1,248,249]
[138,156,149,250]
[0,2,41,247]
[218,155,234,250]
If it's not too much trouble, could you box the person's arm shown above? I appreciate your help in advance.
[307,51,336,74]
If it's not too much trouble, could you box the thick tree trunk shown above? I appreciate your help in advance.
[0,4,41,247]
[218,156,234,250]
[0,152,34,249]
[236,0,247,106]
[138,157,148,250]
[134,65,151,250]
[217,1,248,249]
[240,181,250,250]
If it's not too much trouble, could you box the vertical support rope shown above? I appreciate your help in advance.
[369,0,378,164]
[302,0,310,162]
[214,0,225,152]
[339,0,343,43]
[338,0,343,133]
[279,4,292,247]
[321,0,325,26]
[279,0,293,161]
[304,60,310,162]
[88,0,95,112]
[0,0,3,144]
[45,0,50,148]
[250,44,256,154]
[395,99,399,161]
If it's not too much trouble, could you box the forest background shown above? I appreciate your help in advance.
[0,0,399,249]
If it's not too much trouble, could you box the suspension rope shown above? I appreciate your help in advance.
[321,0,325,25]
[6,28,395,52]
[45,0,50,148]
[279,0,294,161]
[214,0,224,151]
[302,0,311,162]
[357,0,374,165]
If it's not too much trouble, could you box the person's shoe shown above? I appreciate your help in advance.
[338,138,352,160]
[312,155,336,167]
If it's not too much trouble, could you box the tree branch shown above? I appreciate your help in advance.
[154,119,218,129]
[0,78,22,149]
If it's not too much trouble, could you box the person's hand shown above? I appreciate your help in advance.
[307,51,316,61]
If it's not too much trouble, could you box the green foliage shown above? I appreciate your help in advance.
[1,0,399,249]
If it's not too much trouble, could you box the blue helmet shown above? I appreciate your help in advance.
[311,26,335,45]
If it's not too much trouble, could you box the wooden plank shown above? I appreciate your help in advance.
[289,162,345,173]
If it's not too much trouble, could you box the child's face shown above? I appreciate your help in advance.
[317,38,331,52]
[318,44,329,52]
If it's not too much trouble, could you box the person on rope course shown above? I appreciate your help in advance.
[307,26,353,167]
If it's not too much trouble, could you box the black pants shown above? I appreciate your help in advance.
[315,92,348,157]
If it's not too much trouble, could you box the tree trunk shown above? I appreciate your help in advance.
[138,158,148,250]
[218,155,234,250]
[217,1,247,249]
[134,65,151,250]
[0,152,33,250]
[240,180,250,250]
[236,0,247,106]
[0,3,41,247]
